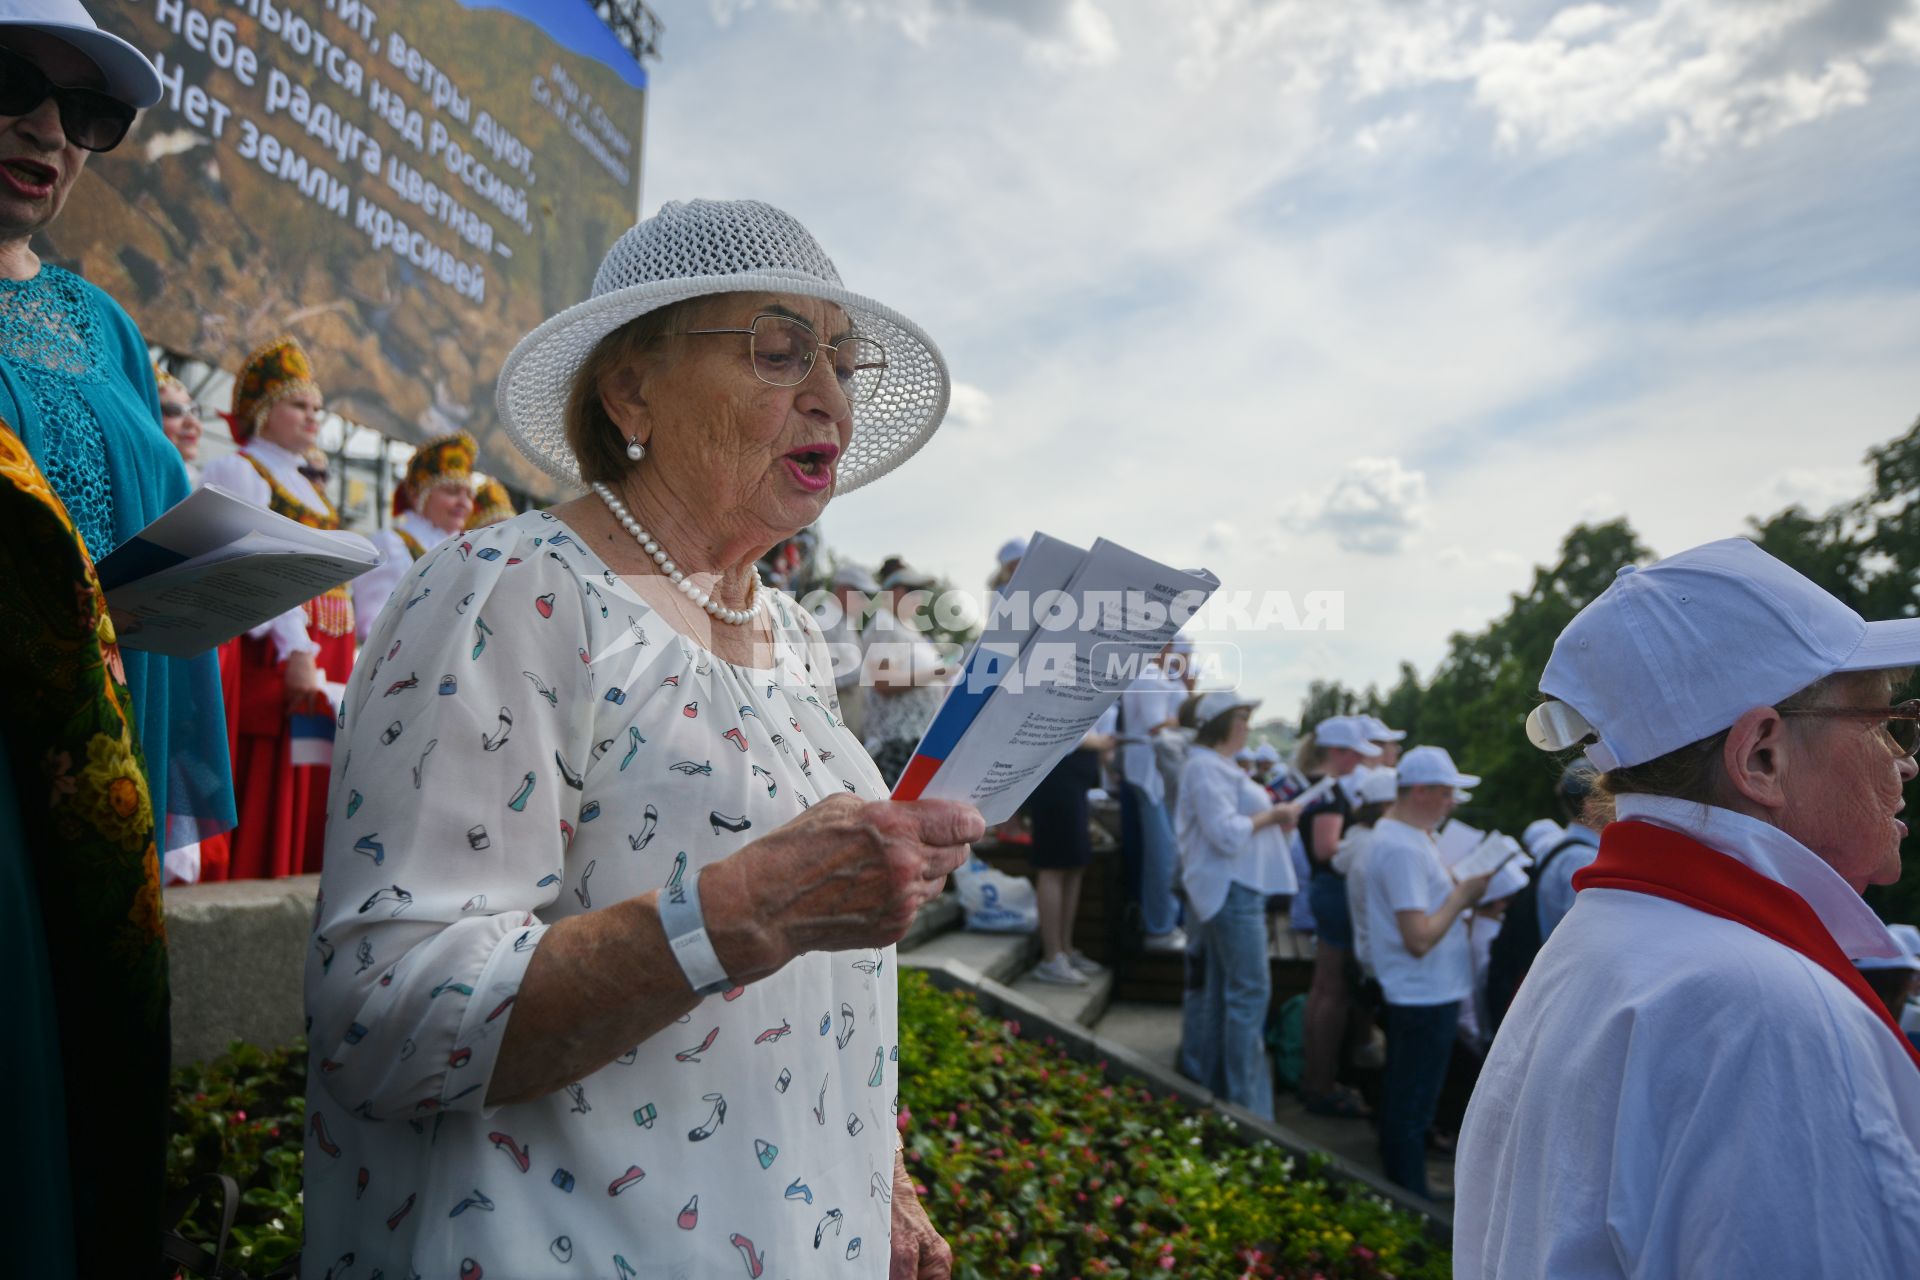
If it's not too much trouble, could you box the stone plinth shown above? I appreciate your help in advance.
[164,874,319,1065]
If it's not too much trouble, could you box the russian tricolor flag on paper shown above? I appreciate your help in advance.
[890,641,1024,802]
[289,713,336,768]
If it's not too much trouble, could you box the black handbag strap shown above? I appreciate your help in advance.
[159,1174,244,1280]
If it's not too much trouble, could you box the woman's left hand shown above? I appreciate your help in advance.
[890,1149,951,1279]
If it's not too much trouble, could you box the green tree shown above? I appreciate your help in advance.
[1413,519,1653,838]
[1747,418,1920,922]
[1363,662,1425,742]
[1296,679,1360,735]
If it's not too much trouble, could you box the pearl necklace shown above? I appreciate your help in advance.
[592,481,763,626]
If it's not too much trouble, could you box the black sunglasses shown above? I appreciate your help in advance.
[0,45,136,153]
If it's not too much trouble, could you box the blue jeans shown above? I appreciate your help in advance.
[1122,782,1180,936]
[1379,1000,1460,1197]
[1184,883,1273,1120]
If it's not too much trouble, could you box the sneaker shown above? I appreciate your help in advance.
[1143,928,1189,954]
[1068,949,1105,976]
[1031,954,1089,986]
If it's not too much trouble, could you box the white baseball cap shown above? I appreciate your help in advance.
[1527,538,1920,772]
[1252,743,1280,764]
[1313,716,1383,757]
[1195,690,1260,725]
[1398,745,1480,789]
[1522,818,1565,854]
[0,0,163,106]
[1363,715,1407,743]
[1355,767,1399,805]
[996,536,1029,566]
[830,562,879,593]
[880,564,937,592]
[1857,923,1920,972]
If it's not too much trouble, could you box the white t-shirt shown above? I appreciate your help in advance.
[1455,794,1920,1279]
[304,511,900,1279]
[1365,817,1471,1006]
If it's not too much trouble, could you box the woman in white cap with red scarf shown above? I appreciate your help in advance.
[1456,538,1920,1276]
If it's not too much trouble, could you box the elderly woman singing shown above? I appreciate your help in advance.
[304,200,979,1279]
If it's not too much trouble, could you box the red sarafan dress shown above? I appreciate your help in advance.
[212,451,356,878]
[197,335,355,879]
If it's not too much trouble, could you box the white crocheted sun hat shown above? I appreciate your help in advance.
[497,198,950,493]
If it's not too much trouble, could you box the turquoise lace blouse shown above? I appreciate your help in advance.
[0,265,236,848]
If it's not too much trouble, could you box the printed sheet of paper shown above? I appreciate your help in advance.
[1451,832,1526,882]
[96,485,381,659]
[892,532,1219,825]
[1435,820,1485,866]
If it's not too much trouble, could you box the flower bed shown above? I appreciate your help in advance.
[165,975,1446,1278]
[168,1040,306,1274]
[897,970,1447,1280]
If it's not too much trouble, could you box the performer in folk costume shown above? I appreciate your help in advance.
[350,431,478,641]
[197,336,354,879]
[465,475,517,530]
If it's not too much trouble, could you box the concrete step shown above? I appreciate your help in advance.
[898,926,1038,986]
[1008,962,1114,1027]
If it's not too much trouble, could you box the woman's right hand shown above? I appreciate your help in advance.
[283,648,324,713]
[702,794,984,978]
[1260,801,1302,832]
[1453,870,1496,908]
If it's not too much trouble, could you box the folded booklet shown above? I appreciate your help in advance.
[95,485,382,659]
[1450,832,1527,882]
[890,531,1220,825]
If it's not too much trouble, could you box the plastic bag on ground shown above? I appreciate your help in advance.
[952,855,1039,933]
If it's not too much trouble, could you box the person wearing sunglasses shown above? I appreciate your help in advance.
[1456,538,1920,1277]
[0,6,236,1277]
[154,363,203,478]
[306,200,975,1279]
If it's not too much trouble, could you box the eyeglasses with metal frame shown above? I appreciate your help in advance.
[1777,698,1920,757]
[676,313,887,403]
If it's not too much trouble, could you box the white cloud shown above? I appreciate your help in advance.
[1353,111,1419,154]
[943,381,993,431]
[1283,457,1429,555]
[645,1,1920,715]
[1758,465,1867,514]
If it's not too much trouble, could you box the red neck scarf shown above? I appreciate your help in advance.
[1574,819,1920,1072]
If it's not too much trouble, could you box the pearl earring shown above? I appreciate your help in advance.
[625,437,646,462]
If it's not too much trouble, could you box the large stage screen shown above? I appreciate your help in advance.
[44,0,648,500]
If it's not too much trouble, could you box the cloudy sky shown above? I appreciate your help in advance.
[643,0,1920,720]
